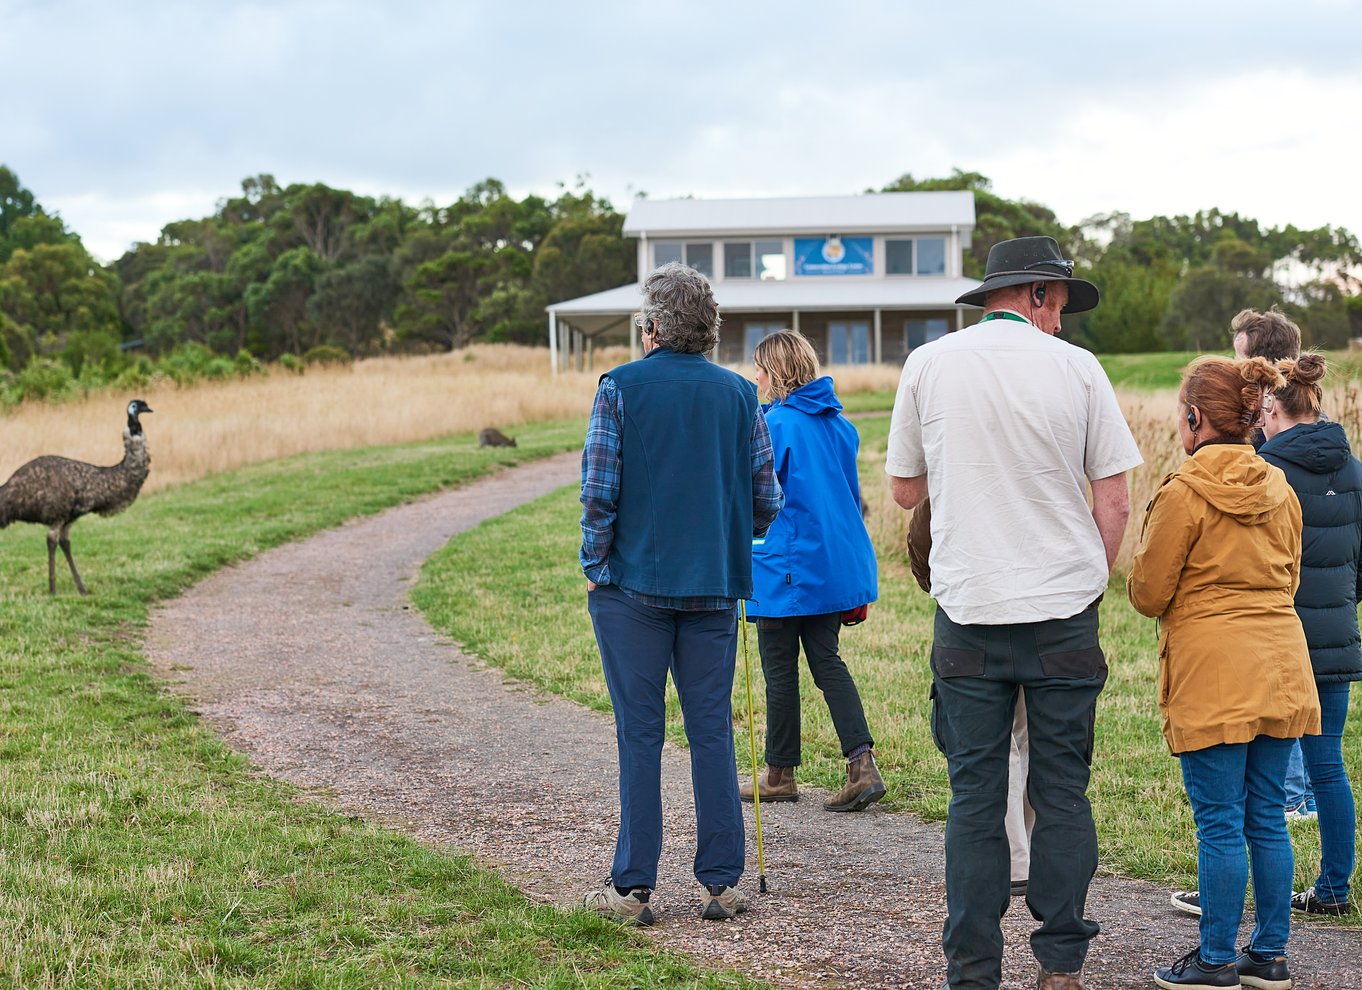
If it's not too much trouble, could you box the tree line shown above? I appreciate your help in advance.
[2,164,1360,402]
[882,170,1362,352]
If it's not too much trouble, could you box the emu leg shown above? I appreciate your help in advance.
[46,531,58,595]
[58,525,88,596]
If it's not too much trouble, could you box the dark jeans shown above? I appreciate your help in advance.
[930,604,1106,990]
[756,612,873,765]
[1300,682,1355,903]
[587,584,744,891]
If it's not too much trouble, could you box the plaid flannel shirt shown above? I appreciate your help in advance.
[580,375,782,611]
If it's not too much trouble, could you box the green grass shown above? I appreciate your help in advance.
[0,420,767,989]
[414,414,1362,900]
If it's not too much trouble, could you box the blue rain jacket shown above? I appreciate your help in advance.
[747,376,878,617]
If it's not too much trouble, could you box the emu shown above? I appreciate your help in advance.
[0,399,153,595]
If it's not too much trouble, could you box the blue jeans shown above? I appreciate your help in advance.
[1299,682,1355,903]
[1180,737,1294,966]
[587,585,744,891]
[1283,741,1314,807]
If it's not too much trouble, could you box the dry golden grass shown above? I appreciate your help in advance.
[0,345,622,493]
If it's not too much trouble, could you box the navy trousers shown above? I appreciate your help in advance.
[587,584,745,891]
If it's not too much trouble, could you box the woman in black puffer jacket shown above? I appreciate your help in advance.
[1260,353,1362,916]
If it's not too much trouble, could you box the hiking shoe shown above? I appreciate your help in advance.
[1284,799,1317,822]
[1153,948,1239,988]
[740,764,798,803]
[824,749,886,812]
[699,883,748,920]
[583,883,654,926]
[1037,967,1084,988]
[1290,886,1352,916]
[1235,947,1292,990]
[1170,890,1202,916]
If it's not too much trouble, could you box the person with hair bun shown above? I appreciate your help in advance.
[1129,355,1320,989]
[742,330,883,812]
[1260,353,1362,919]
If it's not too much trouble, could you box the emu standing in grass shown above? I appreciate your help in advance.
[0,399,153,595]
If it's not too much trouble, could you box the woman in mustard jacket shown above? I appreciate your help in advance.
[1128,356,1320,990]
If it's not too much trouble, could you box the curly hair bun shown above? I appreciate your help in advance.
[1238,355,1286,391]
[1281,352,1327,386]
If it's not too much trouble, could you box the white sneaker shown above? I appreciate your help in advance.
[700,883,748,920]
[1170,890,1202,916]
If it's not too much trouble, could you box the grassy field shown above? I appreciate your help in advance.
[0,420,767,989]
[413,410,1362,899]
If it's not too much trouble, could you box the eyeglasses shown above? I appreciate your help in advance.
[633,313,650,333]
[1024,259,1075,278]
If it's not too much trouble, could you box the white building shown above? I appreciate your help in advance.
[547,190,981,371]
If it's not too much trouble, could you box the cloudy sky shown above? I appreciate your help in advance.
[5,0,1361,263]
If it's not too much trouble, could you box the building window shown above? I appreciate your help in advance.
[724,242,753,279]
[886,239,914,276]
[757,240,785,280]
[685,242,713,277]
[906,318,949,351]
[886,237,949,276]
[744,322,783,358]
[828,322,871,365]
[653,241,713,276]
[916,237,946,276]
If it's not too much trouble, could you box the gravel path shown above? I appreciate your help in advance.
[145,453,1361,989]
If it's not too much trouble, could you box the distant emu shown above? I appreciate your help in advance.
[478,427,517,448]
[0,399,154,595]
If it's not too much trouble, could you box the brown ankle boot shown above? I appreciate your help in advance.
[739,764,798,803]
[824,750,886,812]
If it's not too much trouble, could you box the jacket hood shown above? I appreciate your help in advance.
[779,375,842,416]
[1178,443,1293,523]
[1259,420,1352,474]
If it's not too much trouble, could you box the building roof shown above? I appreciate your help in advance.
[550,277,982,325]
[622,191,976,238]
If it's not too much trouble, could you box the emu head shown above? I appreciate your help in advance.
[126,399,153,436]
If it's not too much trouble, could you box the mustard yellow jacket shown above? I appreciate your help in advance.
[1127,443,1321,754]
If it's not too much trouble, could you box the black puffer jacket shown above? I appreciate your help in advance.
[1259,420,1362,682]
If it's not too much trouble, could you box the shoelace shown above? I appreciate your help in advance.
[1169,948,1202,975]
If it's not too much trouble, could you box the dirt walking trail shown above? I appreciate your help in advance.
[146,453,1361,989]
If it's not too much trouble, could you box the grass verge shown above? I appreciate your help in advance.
[0,419,765,989]
[413,415,1362,902]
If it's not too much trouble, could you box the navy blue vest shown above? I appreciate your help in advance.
[606,348,758,599]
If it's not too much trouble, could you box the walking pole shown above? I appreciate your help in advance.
[738,599,769,893]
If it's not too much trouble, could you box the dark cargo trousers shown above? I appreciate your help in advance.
[930,602,1106,990]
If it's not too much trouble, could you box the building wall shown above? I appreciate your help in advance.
[715,308,963,367]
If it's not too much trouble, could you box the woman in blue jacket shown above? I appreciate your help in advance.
[741,330,883,812]
[1259,353,1362,917]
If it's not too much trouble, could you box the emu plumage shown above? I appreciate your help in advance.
[0,399,153,594]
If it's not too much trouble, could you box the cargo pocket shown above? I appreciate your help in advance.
[928,683,947,756]
[1036,604,1107,679]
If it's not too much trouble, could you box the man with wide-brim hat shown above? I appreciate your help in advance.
[955,235,1100,316]
[886,236,1143,990]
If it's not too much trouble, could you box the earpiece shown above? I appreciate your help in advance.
[1186,408,1199,431]
[1033,283,1047,306]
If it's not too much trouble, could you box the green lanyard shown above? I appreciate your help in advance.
[978,311,1030,324]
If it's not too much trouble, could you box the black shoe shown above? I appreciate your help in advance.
[1169,890,1201,916]
[1290,885,1352,916]
[1235,946,1292,990]
[1153,948,1239,989]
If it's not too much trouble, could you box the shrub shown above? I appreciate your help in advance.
[278,353,304,375]
[16,356,79,402]
[302,344,352,367]
[234,349,264,377]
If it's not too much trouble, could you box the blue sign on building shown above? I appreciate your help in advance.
[793,236,873,276]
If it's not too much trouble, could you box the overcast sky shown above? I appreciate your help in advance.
[5,0,1361,263]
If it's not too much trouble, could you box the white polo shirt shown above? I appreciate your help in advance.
[886,313,1143,625]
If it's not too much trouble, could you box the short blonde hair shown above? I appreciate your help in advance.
[754,329,819,401]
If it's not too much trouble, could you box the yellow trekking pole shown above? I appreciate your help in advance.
[738,599,768,893]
